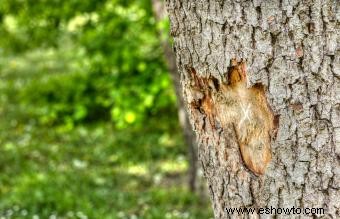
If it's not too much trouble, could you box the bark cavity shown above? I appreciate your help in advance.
[187,61,278,175]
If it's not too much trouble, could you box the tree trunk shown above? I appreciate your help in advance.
[165,0,339,218]
[151,0,199,192]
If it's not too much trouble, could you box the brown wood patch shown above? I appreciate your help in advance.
[186,62,277,175]
[217,61,275,175]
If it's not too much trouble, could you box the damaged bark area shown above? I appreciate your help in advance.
[187,61,276,175]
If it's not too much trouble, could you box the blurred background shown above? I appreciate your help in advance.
[0,0,213,218]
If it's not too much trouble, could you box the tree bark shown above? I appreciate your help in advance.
[165,0,339,218]
[151,0,199,192]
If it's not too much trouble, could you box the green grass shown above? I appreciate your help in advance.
[0,49,213,218]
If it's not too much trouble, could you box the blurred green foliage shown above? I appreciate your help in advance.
[1,0,176,128]
[0,0,212,218]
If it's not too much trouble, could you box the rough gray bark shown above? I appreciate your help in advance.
[165,0,339,218]
[151,0,199,192]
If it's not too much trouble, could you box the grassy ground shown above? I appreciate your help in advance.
[0,50,213,219]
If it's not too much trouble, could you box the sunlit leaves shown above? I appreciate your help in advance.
[76,0,176,128]
[0,0,176,129]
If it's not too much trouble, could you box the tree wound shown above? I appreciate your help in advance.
[187,62,277,175]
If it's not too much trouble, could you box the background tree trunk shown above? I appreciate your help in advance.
[151,0,199,192]
[166,0,339,218]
